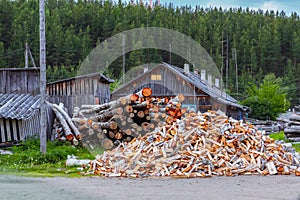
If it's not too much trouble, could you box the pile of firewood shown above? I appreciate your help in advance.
[85,110,300,177]
[284,113,300,142]
[72,88,187,150]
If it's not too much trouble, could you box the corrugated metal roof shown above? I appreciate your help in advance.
[0,93,40,120]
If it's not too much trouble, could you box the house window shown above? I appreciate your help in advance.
[151,74,162,80]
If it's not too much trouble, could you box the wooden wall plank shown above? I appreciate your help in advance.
[23,120,29,138]
[0,118,6,143]
[5,119,11,141]
[28,118,34,137]
[16,71,21,92]
[93,78,97,96]
[0,71,5,93]
[66,81,70,96]
[6,71,11,94]
[33,114,40,136]
[12,120,18,141]
[18,120,24,141]
[23,71,28,93]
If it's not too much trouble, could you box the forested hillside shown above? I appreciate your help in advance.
[0,0,299,104]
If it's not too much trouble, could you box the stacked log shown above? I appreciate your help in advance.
[49,102,81,145]
[284,113,300,142]
[247,119,280,134]
[84,110,300,178]
[72,88,186,150]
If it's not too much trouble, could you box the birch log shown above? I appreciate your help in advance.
[53,103,81,139]
[52,106,78,144]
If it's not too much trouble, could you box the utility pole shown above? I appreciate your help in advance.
[25,43,28,68]
[39,0,47,154]
[169,43,172,64]
[122,34,125,84]
[225,34,229,95]
[232,48,238,100]
[219,32,225,98]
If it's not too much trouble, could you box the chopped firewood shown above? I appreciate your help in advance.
[81,109,300,178]
[266,161,277,175]
[69,88,300,174]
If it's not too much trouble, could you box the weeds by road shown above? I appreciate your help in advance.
[0,139,95,177]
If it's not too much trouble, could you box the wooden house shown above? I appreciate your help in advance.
[112,63,248,119]
[47,73,114,115]
[0,68,53,143]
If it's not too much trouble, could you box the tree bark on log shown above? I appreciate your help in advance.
[96,121,118,130]
[52,106,77,144]
[289,115,300,122]
[81,88,153,114]
[91,107,123,121]
[53,103,81,139]
[284,128,300,134]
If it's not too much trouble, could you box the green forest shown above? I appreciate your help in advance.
[0,0,300,106]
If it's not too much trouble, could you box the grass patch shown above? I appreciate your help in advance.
[269,131,300,152]
[292,143,300,152]
[269,131,288,142]
[0,139,99,177]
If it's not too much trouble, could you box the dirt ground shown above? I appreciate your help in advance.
[1,174,300,200]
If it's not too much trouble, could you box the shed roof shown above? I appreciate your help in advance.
[161,63,247,109]
[164,63,250,110]
[47,73,114,85]
[0,93,40,120]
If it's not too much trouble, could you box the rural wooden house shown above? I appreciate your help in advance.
[112,63,248,119]
[47,73,114,115]
[0,68,53,143]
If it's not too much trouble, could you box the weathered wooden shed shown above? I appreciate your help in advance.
[0,68,53,143]
[46,73,114,115]
[112,63,248,119]
[0,93,53,143]
[0,68,40,95]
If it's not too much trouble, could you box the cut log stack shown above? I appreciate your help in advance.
[284,113,300,142]
[72,88,187,150]
[84,110,300,178]
[49,102,82,145]
[247,119,280,135]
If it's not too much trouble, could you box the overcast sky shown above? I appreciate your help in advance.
[158,0,299,15]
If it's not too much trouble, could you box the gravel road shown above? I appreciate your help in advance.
[0,174,300,200]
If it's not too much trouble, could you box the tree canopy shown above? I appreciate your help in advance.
[241,73,290,120]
